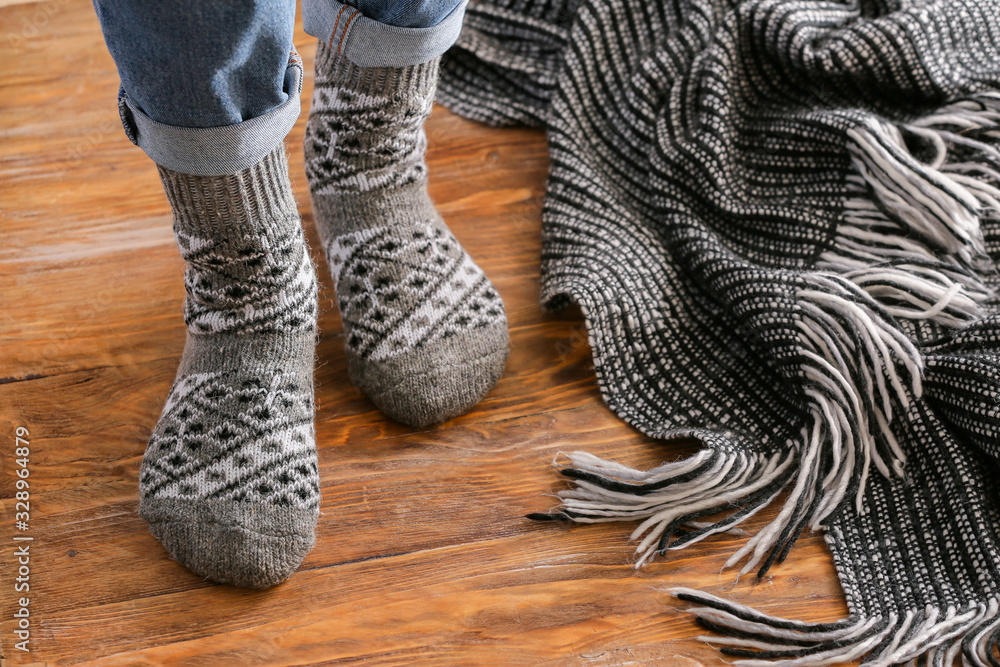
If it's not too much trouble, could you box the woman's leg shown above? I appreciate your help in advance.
[93,0,320,589]
[303,0,510,428]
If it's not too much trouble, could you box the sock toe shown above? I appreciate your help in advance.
[141,499,317,589]
[349,323,510,427]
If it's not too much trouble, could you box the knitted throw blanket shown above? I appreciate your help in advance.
[438,0,1000,664]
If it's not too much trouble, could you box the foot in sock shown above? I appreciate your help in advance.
[139,146,320,589]
[304,45,509,428]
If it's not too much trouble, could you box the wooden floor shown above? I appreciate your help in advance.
[0,1,852,664]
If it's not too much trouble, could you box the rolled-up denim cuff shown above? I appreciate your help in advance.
[117,53,303,176]
[303,0,468,68]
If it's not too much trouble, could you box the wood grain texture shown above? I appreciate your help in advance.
[0,1,854,664]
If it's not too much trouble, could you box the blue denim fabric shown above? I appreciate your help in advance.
[93,0,299,129]
[303,0,467,68]
[93,0,466,176]
[351,0,465,29]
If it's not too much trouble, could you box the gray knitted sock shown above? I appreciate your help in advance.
[304,45,509,427]
[139,146,320,589]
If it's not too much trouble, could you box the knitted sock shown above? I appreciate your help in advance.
[139,146,320,589]
[304,45,509,427]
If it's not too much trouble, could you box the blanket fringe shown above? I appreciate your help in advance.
[527,448,797,569]
[842,115,992,269]
[820,100,1000,330]
[656,98,1000,664]
[793,276,919,500]
[670,588,1000,666]
[528,269,923,577]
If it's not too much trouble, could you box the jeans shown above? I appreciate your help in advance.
[93,0,467,176]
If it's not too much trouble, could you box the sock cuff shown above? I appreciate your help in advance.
[314,41,439,99]
[157,145,300,248]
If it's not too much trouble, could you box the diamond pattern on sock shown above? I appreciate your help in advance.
[177,224,318,334]
[304,77,430,196]
[328,221,506,361]
[142,370,319,507]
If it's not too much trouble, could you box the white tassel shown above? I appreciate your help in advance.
[966,599,1000,666]
[671,588,1000,667]
[534,261,925,575]
[795,276,919,482]
[536,447,798,569]
[823,106,1000,333]
[846,118,987,266]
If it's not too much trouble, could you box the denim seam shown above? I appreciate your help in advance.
[328,4,351,51]
[119,55,303,176]
[338,9,363,54]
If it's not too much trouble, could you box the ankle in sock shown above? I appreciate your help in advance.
[304,45,509,428]
[140,146,320,589]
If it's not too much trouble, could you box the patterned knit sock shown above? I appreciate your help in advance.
[304,45,509,427]
[139,146,320,589]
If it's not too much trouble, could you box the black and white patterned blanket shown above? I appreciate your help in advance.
[440,0,1000,663]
